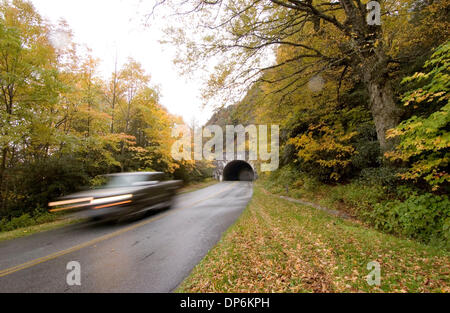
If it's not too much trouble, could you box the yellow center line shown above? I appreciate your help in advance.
[0,182,238,278]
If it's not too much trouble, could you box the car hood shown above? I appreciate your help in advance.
[59,186,144,200]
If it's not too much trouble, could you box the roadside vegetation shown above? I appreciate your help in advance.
[0,215,80,242]
[263,166,449,248]
[0,210,63,233]
[178,183,449,293]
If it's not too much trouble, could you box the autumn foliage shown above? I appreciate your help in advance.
[0,1,208,219]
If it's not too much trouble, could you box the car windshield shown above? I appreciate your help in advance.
[104,175,153,188]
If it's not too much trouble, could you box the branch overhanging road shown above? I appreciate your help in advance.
[0,182,253,293]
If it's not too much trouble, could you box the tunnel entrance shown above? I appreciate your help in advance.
[223,161,255,181]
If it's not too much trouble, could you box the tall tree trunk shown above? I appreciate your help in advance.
[0,146,8,212]
[357,42,403,154]
[366,77,402,153]
[339,0,402,155]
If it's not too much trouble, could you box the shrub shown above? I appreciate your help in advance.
[0,210,60,232]
[334,183,386,213]
[363,193,450,243]
[34,211,57,224]
[358,167,402,189]
[90,175,108,188]
[1,156,90,220]
[264,165,301,193]
[386,41,450,191]
[0,214,34,232]
[288,124,357,182]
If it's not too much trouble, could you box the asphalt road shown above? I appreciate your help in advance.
[0,181,253,293]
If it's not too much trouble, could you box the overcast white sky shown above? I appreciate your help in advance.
[30,0,213,125]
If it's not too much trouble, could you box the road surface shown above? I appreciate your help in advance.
[0,182,253,292]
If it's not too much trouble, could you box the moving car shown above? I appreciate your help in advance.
[48,172,183,220]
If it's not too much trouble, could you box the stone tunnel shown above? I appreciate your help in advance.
[213,154,256,182]
[222,160,255,181]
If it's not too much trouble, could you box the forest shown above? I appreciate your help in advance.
[0,0,210,228]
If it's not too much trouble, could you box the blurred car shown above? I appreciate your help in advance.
[48,172,182,220]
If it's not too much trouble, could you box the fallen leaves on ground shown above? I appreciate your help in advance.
[178,184,450,293]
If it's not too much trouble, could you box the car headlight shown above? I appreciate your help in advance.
[49,197,94,207]
[90,194,133,206]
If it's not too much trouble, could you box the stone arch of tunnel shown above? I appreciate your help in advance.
[223,160,255,181]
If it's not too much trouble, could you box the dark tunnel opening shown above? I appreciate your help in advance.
[223,161,255,181]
